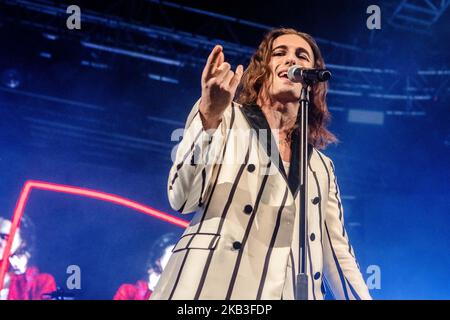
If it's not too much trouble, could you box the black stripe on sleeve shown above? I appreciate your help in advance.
[324,222,349,300]
[256,187,289,299]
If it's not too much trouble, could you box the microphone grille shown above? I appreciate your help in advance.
[287,65,300,82]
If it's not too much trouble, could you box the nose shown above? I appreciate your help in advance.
[284,50,302,68]
[284,55,297,67]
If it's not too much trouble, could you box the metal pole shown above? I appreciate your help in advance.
[295,85,310,300]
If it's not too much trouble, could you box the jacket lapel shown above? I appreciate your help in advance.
[240,104,287,178]
[289,127,313,198]
[240,104,313,197]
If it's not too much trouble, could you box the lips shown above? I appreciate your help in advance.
[277,70,288,78]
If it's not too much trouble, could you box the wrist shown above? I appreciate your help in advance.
[198,99,222,130]
[199,110,222,130]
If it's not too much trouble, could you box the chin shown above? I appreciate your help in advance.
[273,91,300,103]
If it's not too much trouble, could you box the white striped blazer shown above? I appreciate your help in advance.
[150,100,371,300]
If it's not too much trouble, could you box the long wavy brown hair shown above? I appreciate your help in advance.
[236,28,338,150]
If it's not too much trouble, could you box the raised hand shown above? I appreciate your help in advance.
[199,45,243,130]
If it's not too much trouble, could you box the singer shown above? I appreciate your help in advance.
[150,28,371,300]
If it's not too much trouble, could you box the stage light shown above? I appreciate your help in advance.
[327,63,397,74]
[80,60,109,70]
[369,93,431,100]
[39,52,52,59]
[81,41,184,67]
[328,89,362,97]
[42,33,58,40]
[148,73,179,84]
[348,109,384,125]
[1,69,22,89]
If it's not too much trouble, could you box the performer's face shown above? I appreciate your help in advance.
[264,34,315,103]
[0,218,23,259]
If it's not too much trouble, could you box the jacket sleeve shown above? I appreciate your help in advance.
[167,99,228,214]
[322,158,372,300]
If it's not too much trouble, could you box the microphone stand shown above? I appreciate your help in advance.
[295,84,311,300]
[289,67,330,300]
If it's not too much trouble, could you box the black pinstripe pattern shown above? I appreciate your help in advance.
[170,124,203,186]
[324,222,350,300]
[195,143,251,299]
[168,249,192,299]
[256,187,289,299]
[224,145,267,299]
[330,161,344,224]
[196,106,236,231]
[345,278,361,300]
[310,164,324,251]
[194,108,254,299]
[176,199,187,213]
[304,164,316,300]
[316,151,330,191]
[168,106,236,298]
[198,168,206,207]
[198,135,216,207]
[306,233,316,300]
[327,160,354,256]
[208,234,220,249]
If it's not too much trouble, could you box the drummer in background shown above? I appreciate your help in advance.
[0,214,57,300]
[113,232,178,300]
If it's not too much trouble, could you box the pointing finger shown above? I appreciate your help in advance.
[203,45,223,78]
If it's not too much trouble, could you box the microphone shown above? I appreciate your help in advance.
[287,66,331,85]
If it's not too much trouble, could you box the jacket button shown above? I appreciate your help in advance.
[232,241,242,250]
[312,197,320,205]
[247,164,255,172]
[314,272,321,280]
[310,233,316,241]
[243,204,253,214]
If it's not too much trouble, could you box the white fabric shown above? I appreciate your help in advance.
[151,100,371,300]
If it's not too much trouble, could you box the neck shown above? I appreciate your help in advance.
[257,96,299,134]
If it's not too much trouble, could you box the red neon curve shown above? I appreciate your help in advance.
[0,180,189,291]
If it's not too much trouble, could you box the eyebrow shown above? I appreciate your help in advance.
[272,45,311,58]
